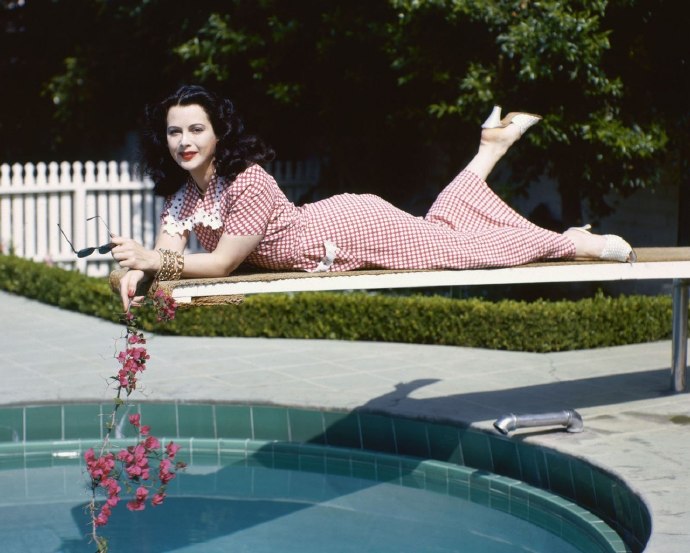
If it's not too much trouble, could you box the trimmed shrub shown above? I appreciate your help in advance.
[0,254,675,352]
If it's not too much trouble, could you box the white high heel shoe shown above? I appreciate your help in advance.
[481,105,542,136]
[568,224,637,263]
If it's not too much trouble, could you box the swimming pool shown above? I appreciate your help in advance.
[0,403,649,552]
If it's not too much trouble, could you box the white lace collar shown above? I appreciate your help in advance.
[161,177,224,237]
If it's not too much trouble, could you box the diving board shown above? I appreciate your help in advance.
[111,247,690,392]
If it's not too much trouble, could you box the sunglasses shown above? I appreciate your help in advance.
[58,216,115,258]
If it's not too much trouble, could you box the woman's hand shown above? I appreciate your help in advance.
[111,237,160,310]
[119,269,148,311]
[110,236,159,272]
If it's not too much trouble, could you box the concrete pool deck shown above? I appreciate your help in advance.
[0,290,688,552]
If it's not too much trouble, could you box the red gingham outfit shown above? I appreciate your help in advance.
[160,164,575,272]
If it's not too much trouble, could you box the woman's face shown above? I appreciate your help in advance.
[166,104,219,182]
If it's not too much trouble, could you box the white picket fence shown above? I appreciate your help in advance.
[0,159,319,276]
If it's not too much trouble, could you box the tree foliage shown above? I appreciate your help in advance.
[1,0,684,228]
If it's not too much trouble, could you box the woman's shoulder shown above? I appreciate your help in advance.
[238,163,277,183]
[223,164,279,193]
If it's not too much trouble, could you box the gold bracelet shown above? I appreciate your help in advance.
[155,249,184,282]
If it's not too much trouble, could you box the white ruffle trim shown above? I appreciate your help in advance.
[308,240,339,272]
[161,184,224,237]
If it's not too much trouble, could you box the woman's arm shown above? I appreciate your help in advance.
[111,231,262,309]
[181,233,263,278]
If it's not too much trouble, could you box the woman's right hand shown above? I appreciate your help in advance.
[110,236,159,272]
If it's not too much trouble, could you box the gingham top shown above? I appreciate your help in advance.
[160,164,575,272]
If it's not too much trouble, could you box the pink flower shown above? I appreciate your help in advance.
[153,290,178,322]
[127,333,144,345]
[140,425,151,436]
[126,486,149,512]
[151,491,166,506]
[126,499,146,512]
[144,435,160,450]
[128,414,141,427]
[166,441,181,459]
[158,458,176,484]
[135,486,149,501]
[85,450,115,482]
[84,448,96,463]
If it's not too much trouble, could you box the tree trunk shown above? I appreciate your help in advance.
[558,175,583,229]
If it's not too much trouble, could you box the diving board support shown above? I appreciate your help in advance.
[672,279,689,392]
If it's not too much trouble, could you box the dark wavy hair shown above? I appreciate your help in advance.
[139,85,275,196]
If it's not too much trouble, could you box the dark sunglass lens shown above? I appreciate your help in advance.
[77,248,97,258]
[99,243,115,254]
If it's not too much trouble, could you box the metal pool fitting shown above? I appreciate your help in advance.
[493,409,584,436]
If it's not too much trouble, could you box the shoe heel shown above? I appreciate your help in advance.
[481,105,502,129]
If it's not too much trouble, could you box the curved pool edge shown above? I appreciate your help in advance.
[0,401,649,552]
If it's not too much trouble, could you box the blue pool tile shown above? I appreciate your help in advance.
[508,482,530,521]
[0,407,24,442]
[393,418,430,458]
[545,449,575,498]
[375,456,401,484]
[138,403,178,437]
[273,443,301,471]
[459,429,493,472]
[468,471,491,507]
[252,406,289,441]
[426,424,463,465]
[489,436,521,480]
[63,404,102,440]
[447,467,471,500]
[592,468,618,523]
[177,404,216,438]
[359,413,397,454]
[287,408,326,444]
[400,458,426,489]
[516,442,549,488]
[422,461,449,495]
[325,453,352,477]
[349,451,378,481]
[298,451,326,474]
[25,405,61,441]
[323,411,361,449]
[528,501,563,535]
[571,459,598,511]
[488,482,510,513]
[215,405,252,439]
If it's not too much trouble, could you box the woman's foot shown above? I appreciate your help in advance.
[465,106,542,181]
[563,225,636,262]
[478,124,524,159]
[480,106,541,154]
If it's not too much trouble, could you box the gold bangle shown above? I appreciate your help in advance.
[155,249,184,282]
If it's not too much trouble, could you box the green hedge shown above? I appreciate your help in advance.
[0,254,675,352]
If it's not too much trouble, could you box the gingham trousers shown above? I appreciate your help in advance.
[284,170,575,272]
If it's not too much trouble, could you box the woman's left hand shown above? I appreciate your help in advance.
[110,236,159,272]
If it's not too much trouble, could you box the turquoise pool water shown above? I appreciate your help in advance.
[0,403,648,552]
[2,456,584,553]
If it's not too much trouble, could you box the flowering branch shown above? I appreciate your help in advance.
[85,289,184,552]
